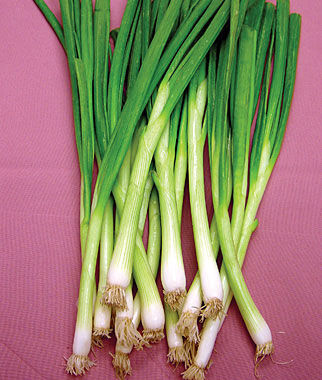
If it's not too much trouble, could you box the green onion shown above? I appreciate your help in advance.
[176,48,217,348]
[146,187,162,277]
[52,0,96,373]
[177,217,220,364]
[184,3,301,377]
[174,95,188,220]
[159,107,187,364]
[104,0,231,311]
[99,0,187,310]
[154,101,187,310]
[177,272,202,346]
[34,0,301,377]
[92,197,113,341]
[136,185,163,344]
[66,0,146,369]
[183,22,259,379]
[165,303,188,367]
[133,237,165,344]
[165,91,190,366]
[212,25,274,367]
[114,282,144,349]
[113,176,154,352]
[112,185,160,378]
[187,60,223,320]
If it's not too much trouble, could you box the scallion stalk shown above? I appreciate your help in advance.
[134,237,165,344]
[165,303,188,367]
[187,61,223,320]
[174,95,188,220]
[84,3,232,310]
[100,0,186,309]
[134,185,163,344]
[33,0,300,377]
[114,282,144,349]
[92,197,113,342]
[154,102,187,310]
[184,3,301,378]
[113,174,154,351]
[104,0,231,311]
[212,32,274,369]
[112,185,159,379]
[163,91,191,367]
[177,215,220,366]
[177,273,202,346]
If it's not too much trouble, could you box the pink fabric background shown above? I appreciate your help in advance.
[0,1,321,379]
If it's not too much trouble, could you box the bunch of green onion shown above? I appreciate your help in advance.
[34,0,300,378]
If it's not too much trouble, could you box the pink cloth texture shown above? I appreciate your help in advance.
[0,1,321,379]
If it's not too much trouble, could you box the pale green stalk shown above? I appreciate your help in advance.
[185,4,301,377]
[112,186,160,379]
[174,95,188,222]
[105,0,231,311]
[93,197,114,339]
[187,62,223,319]
[155,118,186,311]
[165,303,188,367]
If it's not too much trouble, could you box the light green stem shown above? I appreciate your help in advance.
[76,207,103,330]
[107,83,170,290]
[155,121,186,303]
[147,188,162,277]
[215,205,268,339]
[93,197,114,330]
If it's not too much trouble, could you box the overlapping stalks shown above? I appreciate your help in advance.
[34,0,300,378]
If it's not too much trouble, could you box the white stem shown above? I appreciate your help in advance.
[250,320,272,346]
[73,326,92,356]
[132,293,141,328]
[156,124,186,295]
[195,309,273,370]
[106,263,130,288]
[107,83,170,292]
[188,78,223,305]
[167,321,183,349]
[182,273,203,314]
[194,318,220,369]
[161,259,186,293]
[115,340,132,355]
[117,285,134,319]
[93,304,111,330]
[141,301,165,331]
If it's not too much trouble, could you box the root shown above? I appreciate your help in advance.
[101,285,127,311]
[92,328,112,348]
[168,346,188,368]
[255,341,274,377]
[115,316,144,349]
[164,289,186,311]
[177,311,200,343]
[199,298,223,321]
[111,308,116,330]
[184,339,197,367]
[182,364,205,380]
[92,335,104,348]
[65,354,95,376]
[138,328,164,348]
[93,327,112,339]
[110,351,132,380]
